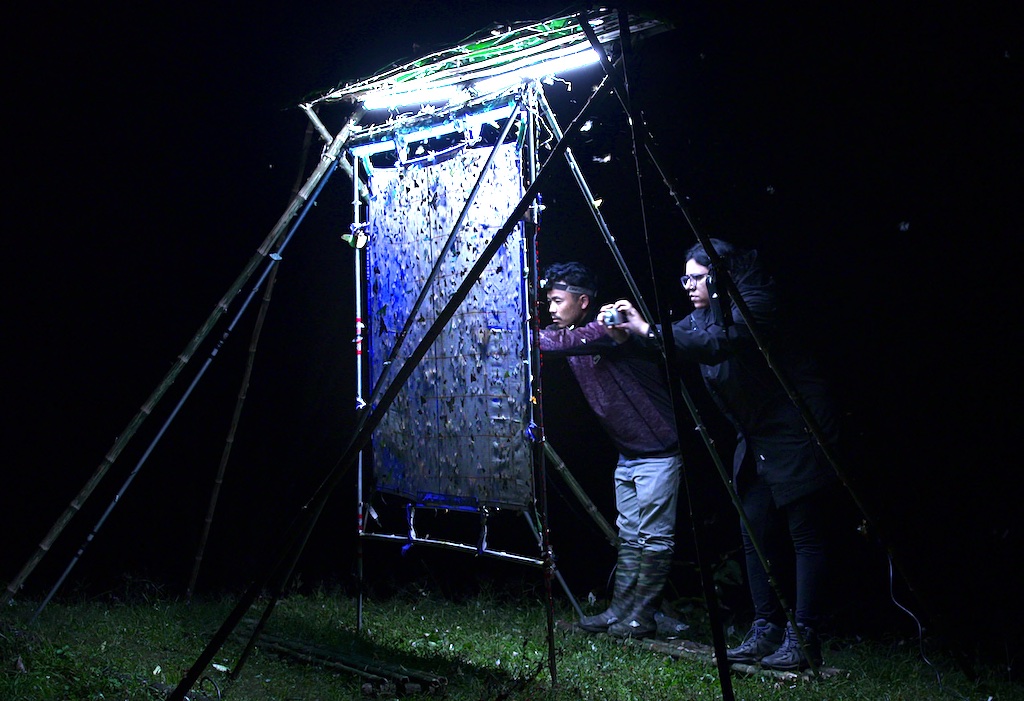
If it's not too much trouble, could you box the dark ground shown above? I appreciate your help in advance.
[4,0,1020,677]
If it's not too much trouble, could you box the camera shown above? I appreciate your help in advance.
[600,308,626,326]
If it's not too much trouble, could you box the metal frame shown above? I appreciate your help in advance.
[319,13,674,679]
[342,85,579,667]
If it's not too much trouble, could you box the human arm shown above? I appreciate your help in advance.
[603,299,755,365]
[537,320,620,356]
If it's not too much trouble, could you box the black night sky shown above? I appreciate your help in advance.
[5,0,1020,671]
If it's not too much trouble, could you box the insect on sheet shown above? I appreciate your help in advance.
[366,140,534,510]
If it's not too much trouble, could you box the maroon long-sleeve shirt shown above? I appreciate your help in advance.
[539,320,679,458]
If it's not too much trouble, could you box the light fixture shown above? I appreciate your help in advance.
[356,47,600,111]
[360,84,468,111]
[312,11,669,113]
[348,104,518,160]
[472,48,599,97]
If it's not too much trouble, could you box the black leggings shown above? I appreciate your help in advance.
[739,480,831,630]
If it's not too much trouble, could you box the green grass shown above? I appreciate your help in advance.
[1,584,1018,700]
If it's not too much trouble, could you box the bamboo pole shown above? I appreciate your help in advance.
[30,144,345,623]
[186,114,321,602]
[543,442,618,546]
[185,266,280,602]
[3,108,363,607]
[580,14,739,696]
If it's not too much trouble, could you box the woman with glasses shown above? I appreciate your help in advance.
[604,239,840,672]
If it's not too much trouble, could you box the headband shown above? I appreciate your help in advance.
[542,280,596,297]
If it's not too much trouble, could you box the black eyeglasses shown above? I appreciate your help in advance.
[680,273,709,288]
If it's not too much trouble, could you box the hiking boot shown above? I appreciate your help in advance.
[760,622,823,671]
[725,619,785,665]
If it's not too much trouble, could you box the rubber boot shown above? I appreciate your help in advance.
[578,545,640,633]
[608,549,672,639]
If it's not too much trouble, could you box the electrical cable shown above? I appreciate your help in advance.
[887,553,964,698]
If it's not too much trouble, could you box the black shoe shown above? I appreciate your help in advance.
[725,619,785,665]
[760,622,822,671]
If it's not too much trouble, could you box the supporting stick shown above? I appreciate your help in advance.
[543,442,617,546]
[3,109,363,607]
[521,510,584,619]
[351,147,368,634]
[29,149,342,623]
[523,87,559,687]
[186,113,321,603]
[580,12,738,696]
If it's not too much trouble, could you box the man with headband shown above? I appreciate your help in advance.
[538,261,682,639]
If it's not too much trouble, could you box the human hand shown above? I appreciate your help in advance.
[599,300,650,341]
[598,303,630,343]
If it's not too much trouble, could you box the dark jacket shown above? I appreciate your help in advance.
[670,257,838,505]
[539,320,679,459]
